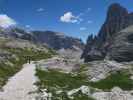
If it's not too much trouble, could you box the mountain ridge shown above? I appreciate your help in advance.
[0,27,84,50]
[82,3,133,62]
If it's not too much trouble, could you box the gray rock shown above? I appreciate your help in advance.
[0,27,84,51]
[82,3,133,62]
[85,60,129,82]
[107,25,133,62]
[33,31,84,50]
[92,87,133,100]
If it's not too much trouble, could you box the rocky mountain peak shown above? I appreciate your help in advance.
[82,3,133,62]
[98,3,130,40]
[107,3,128,21]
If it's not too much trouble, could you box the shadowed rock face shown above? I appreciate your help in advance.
[107,25,133,62]
[82,3,133,62]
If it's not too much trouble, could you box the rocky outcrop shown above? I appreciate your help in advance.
[36,56,82,73]
[93,87,133,100]
[82,3,133,62]
[81,35,105,62]
[107,25,133,62]
[83,60,132,82]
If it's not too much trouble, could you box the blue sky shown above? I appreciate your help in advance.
[0,0,132,42]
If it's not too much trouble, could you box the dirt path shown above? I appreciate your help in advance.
[0,62,38,100]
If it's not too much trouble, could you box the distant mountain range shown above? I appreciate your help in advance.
[1,3,133,63]
[32,31,84,50]
[82,3,133,62]
[0,27,84,51]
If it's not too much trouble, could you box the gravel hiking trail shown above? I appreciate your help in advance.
[0,62,37,100]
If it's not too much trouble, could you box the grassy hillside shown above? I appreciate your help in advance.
[0,37,55,89]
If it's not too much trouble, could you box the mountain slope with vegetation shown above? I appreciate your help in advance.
[0,36,55,88]
[0,2,133,100]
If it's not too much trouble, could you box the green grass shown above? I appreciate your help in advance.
[35,67,133,99]
[5,47,53,61]
[90,71,133,91]
[0,59,25,88]
[35,68,95,100]
[35,69,89,90]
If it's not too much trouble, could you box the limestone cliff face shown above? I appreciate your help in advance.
[107,25,133,62]
[82,3,133,62]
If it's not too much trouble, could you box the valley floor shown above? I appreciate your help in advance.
[0,62,37,100]
[0,57,133,100]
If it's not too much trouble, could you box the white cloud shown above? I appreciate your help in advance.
[60,12,79,23]
[78,8,91,17]
[80,27,87,31]
[25,25,31,28]
[0,14,16,28]
[78,13,84,17]
[37,8,45,12]
[77,18,83,24]
[60,8,92,24]
[87,20,93,24]
[87,8,91,12]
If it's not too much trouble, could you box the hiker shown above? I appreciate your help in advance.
[28,57,31,64]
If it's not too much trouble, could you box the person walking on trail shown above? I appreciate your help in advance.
[28,57,30,64]
[26,56,31,64]
[28,56,31,64]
